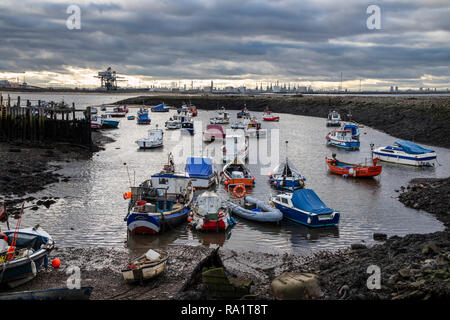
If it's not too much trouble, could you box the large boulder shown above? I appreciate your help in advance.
[271,272,323,300]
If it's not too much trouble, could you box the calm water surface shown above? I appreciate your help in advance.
[7,93,449,255]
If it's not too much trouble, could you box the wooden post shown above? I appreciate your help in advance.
[17,96,20,108]
[86,106,92,145]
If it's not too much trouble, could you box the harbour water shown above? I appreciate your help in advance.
[6,93,449,256]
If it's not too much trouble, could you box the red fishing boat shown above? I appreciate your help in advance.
[325,155,382,178]
[262,110,279,121]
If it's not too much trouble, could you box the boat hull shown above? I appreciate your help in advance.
[274,203,340,227]
[122,259,168,283]
[373,150,436,166]
[269,176,304,190]
[326,136,360,150]
[127,206,190,234]
[102,120,119,128]
[326,157,382,177]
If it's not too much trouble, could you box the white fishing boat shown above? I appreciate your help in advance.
[210,107,230,124]
[326,128,360,150]
[326,110,341,127]
[230,118,249,130]
[373,140,437,166]
[135,127,164,149]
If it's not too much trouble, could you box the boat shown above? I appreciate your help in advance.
[124,154,194,235]
[246,116,266,137]
[222,130,249,163]
[135,127,164,149]
[269,142,306,190]
[90,115,103,129]
[100,114,120,128]
[188,192,235,232]
[230,118,249,130]
[189,104,198,117]
[151,103,170,112]
[222,156,255,189]
[343,123,360,140]
[226,196,283,223]
[262,110,279,121]
[326,128,360,150]
[184,157,218,189]
[0,286,93,300]
[326,154,382,178]
[127,115,135,120]
[203,124,225,142]
[326,110,341,127]
[210,107,230,124]
[136,112,151,125]
[0,225,55,287]
[121,249,168,283]
[91,107,98,115]
[100,106,107,111]
[181,120,194,135]
[109,106,128,117]
[237,106,250,119]
[271,189,340,227]
[373,140,437,166]
[165,113,190,130]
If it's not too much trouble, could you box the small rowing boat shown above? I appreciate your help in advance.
[222,157,255,190]
[325,154,382,178]
[122,249,168,283]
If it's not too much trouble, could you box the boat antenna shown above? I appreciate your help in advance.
[123,162,133,188]
[370,143,374,159]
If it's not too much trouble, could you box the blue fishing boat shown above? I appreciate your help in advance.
[326,128,360,150]
[100,114,120,128]
[0,226,54,287]
[136,111,151,125]
[269,141,306,190]
[151,103,170,112]
[373,140,437,166]
[271,189,340,227]
[124,154,194,235]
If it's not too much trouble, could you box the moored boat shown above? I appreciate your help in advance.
[262,110,279,121]
[373,140,437,167]
[188,192,235,232]
[226,196,283,223]
[237,106,250,119]
[127,115,135,120]
[0,286,93,300]
[110,106,128,117]
[269,141,306,190]
[246,116,266,137]
[325,154,382,178]
[151,103,170,112]
[203,124,225,142]
[326,110,341,127]
[271,189,340,227]
[121,249,168,283]
[326,128,360,150]
[90,115,103,129]
[210,107,230,124]
[100,114,120,128]
[342,123,360,140]
[135,127,164,149]
[185,157,217,189]
[222,156,255,190]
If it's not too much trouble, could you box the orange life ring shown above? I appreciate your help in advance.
[233,184,246,198]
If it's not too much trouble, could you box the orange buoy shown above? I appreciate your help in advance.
[187,217,193,222]
[233,184,246,198]
[123,191,132,199]
[52,258,61,268]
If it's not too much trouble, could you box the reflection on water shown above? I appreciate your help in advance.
[9,93,449,255]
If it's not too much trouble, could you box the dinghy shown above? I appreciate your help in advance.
[272,189,340,227]
[269,141,306,190]
[326,154,382,178]
[135,127,163,149]
[226,196,283,223]
[188,192,235,232]
[122,249,168,283]
[373,140,437,167]
[326,110,341,127]
[222,157,255,189]
[127,115,135,120]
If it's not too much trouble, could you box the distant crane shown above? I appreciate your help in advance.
[95,67,126,90]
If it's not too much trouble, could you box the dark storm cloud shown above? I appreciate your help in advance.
[0,0,448,86]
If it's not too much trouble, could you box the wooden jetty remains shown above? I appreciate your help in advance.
[0,94,92,145]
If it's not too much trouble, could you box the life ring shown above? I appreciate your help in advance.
[233,184,246,198]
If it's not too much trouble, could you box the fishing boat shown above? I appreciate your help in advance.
[325,154,382,178]
[269,141,306,190]
[185,157,218,189]
[203,124,225,142]
[165,116,182,129]
[246,116,266,137]
[0,286,93,300]
[100,114,120,128]
[121,249,168,283]
[189,104,198,117]
[90,115,103,129]
[109,106,128,117]
[135,127,164,149]
[222,131,249,163]
[272,189,340,227]
[124,154,194,235]
[188,192,235,232]
[181,120,194,135]
[237,106,250,119]
[136,112,151,125]
[262,110,279,121]
[326,110,341,127]
[226,196,283,223]
[373,140,437,166]
[127,115,135,120]
[343,123,360,140]
[210,107,230,124]
[151,103,170,112]
[222,157,255,190]
[0,223,55,287]
[326,128,360,150]
[230,118,249,130]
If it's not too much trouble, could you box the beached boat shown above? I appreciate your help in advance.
[210,107,230,124]
[165,113,190,130]
[222,130,249,163]
[222,157,255,190]
[127,115,135,120]
[326,128,360,150]
[269,143,306,190]
[188,192,235,232]
[100,114,120,128]
[0,286,93,300]
[151,103,170,112]
[326,155,382,178]
[124,154,194,235]
[326,110,341,127]
[137,113,151,125]
[121,249,168,283]
[373,140,437,166]
[203,124,225,142]
[262,110,279,121]
[90,115,103,129]
[91,107,98,115]
[110,106,128,117]
[185,157,218,189]
[272,189,340,227]
[226,196,283,223]
[135,128,164,149]
[237,106,250,119]
[0,225,55,287]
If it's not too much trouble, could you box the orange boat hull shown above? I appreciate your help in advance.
[326,157,382,177]
[226,177,254,187]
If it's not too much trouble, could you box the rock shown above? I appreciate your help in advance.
[373,233,387,241]
[350,243,367,250]
[422,242,439,255]
[409,279,426,288]
[271,272,323,300]
[8,148,21,153]
[398,268,410,278]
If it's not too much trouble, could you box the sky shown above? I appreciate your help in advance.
[0,0,449,91]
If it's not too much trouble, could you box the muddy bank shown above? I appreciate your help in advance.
[116,95,450,148]
[0,130,114,215]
